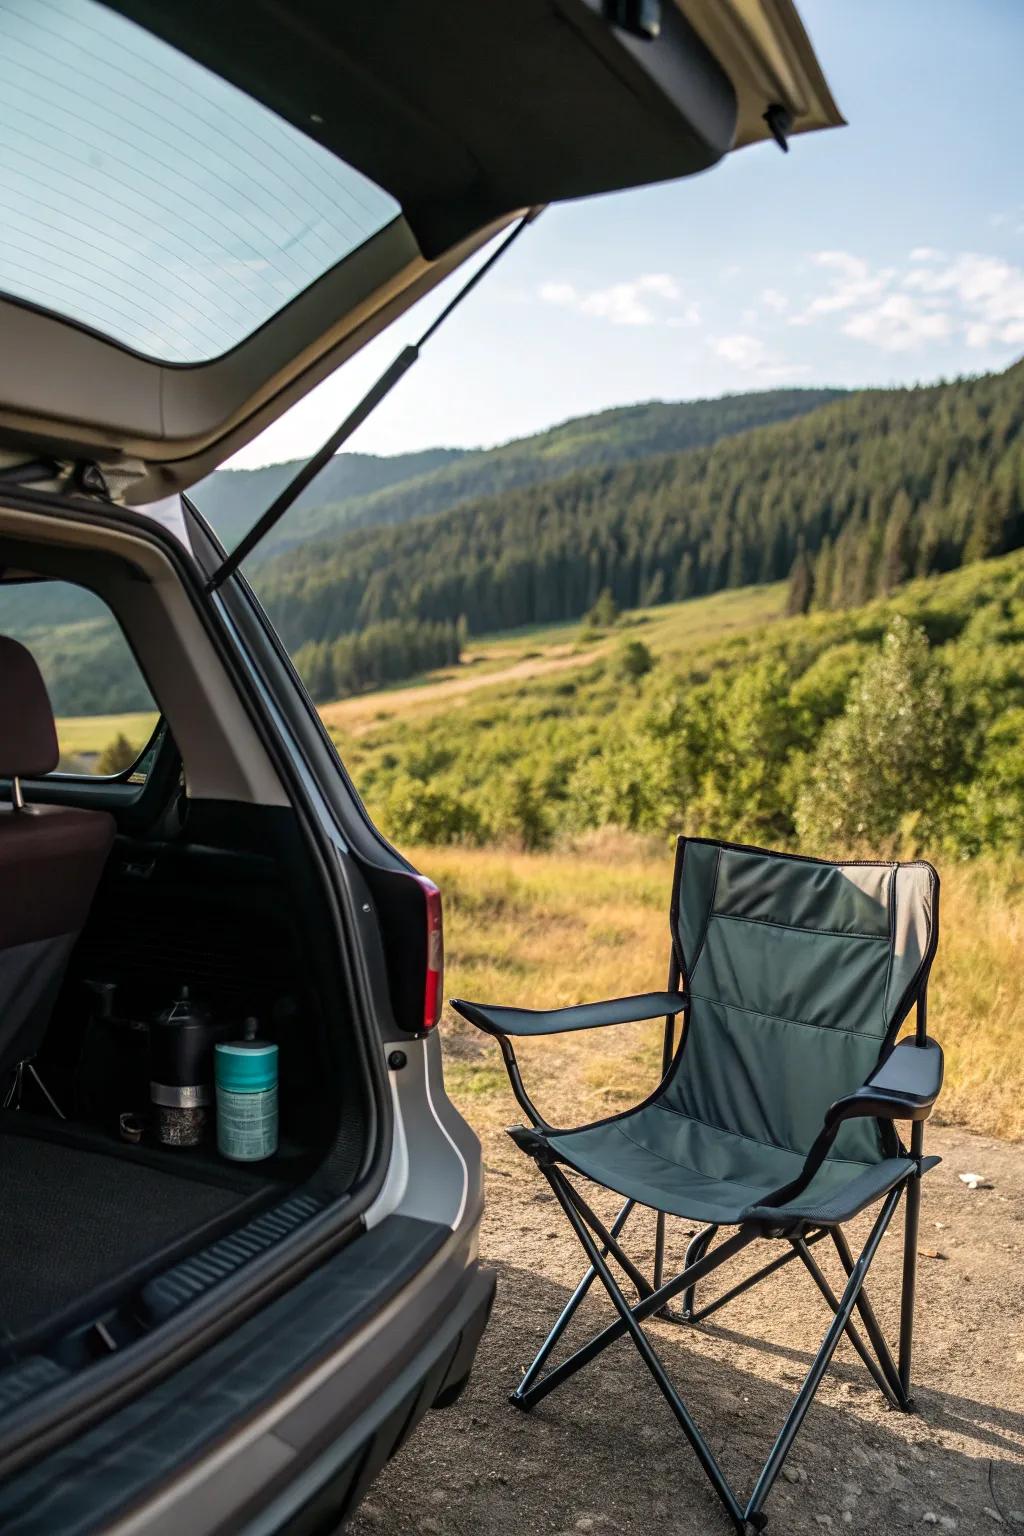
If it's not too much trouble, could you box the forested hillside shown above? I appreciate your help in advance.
[193,446,466,555]
[297,388,846,540]
[195,386,843,558]
[256,362,1024,654]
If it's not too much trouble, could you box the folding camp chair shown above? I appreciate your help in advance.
[451,837,942,1533]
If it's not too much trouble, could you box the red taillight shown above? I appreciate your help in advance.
[413,875,444,1031]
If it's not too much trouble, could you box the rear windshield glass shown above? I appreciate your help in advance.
[0,0,401,363]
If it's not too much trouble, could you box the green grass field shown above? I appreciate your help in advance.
[57,585,786,753]
[55,713,159,764]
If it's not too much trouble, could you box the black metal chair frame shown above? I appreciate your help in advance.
[455,867,941,1535]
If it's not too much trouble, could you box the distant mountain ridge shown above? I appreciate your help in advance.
[192,446,467,554]
[194,388,846,559]
[253,360,1024,654]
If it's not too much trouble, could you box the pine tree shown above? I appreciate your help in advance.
[964,487,1003,564]
[585,587,619,629]
[786,546,815,615]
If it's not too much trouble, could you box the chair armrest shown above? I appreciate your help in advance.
[824,1037,944,1131]
[450,991,688,1038]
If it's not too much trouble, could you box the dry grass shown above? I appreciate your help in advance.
[55,712,159,760]
[422,842,671,1131]
[418,842,1024,1143]
[927,858,1024,1139]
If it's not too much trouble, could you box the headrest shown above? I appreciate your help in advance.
[0,636,59,778]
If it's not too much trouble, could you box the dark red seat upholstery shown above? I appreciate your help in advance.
[0,636,115,1077]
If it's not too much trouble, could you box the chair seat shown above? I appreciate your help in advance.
[547,1104,920,1228]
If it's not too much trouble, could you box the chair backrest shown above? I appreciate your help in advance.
[668,838,938,1166]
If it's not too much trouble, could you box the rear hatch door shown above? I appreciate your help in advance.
[0,0,841,502]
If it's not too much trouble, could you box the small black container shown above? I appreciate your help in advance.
[149,986,229,1147]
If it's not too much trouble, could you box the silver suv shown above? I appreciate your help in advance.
[0,3,838,1531]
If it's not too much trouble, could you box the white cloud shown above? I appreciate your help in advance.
[789,245,1024,356]
[842,294,953,353]
[760,287,789,313]
[538,281,577,308]
[538,272,697,328]
[902,251,1024,347]
[790,251,895,324]
[709,333,809,381]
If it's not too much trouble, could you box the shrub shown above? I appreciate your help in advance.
[493,775,553,851]
[795,617,960,853]
[584,588,619,629]
[614,638,655,681]
[96,732,138,775]
[380,777,485,846]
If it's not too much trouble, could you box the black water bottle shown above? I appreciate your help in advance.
[149,985,224,1147]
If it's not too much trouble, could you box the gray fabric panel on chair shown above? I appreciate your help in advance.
[887,863,937,1020]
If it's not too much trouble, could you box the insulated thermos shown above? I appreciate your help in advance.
[215,1019,279,1162]
[149,985,227,1147]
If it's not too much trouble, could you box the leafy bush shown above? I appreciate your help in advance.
[614,638,654,681]
[96,732,139,776]
[584,588,619,629]
[795,617,960,853]
[379,777,484,847]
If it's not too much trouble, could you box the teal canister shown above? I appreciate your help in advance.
[215,1021,278,1161]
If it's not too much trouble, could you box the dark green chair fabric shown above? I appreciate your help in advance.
[542,842,937,1228]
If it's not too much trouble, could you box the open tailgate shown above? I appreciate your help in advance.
[0,0,841,501]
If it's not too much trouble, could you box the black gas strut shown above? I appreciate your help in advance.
[206,211,539,592]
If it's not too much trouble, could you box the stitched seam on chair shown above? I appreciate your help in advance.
[688,991,887,1040]
[648,1100,873,1170]
[604,1122,776,1194]
[709,911,888,942]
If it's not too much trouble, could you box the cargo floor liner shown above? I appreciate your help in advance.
[0,1124,272,1351]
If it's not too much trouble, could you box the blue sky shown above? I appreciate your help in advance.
[232,0,1024,467]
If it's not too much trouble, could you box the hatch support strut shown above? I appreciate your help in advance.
[206,211,539,592]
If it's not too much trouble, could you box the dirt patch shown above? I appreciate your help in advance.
[352,1050,1024,1535]
[319,643,606,736]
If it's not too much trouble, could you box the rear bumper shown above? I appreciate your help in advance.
[259,1259,496,1535]
[0,1216,493,1536]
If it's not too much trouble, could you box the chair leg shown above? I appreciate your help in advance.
[512,1196,636,1404]
[830,1228,908,1408]
[792,1238,901,1408]
[512,1163,907,1532]
[541,1164,748,1532]
[899,1127,924,1409]
[744,1186,904,1526]
[653,1208,667,1290]
[558,1178,654,1300]
[680,1223,718,1318]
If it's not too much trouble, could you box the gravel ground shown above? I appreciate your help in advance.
[350,1116,1024,1536]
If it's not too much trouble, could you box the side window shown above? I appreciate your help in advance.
[0,580,159,780]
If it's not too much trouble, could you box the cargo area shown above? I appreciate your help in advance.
[0,1120,276,1352]
[0,801,368,1379]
